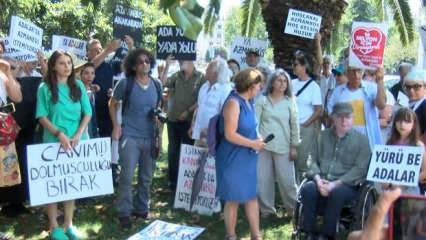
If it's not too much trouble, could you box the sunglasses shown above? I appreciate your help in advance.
[404,84,424,91]
[137,59,150,65]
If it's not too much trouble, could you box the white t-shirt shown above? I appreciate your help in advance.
[192,81,233,140]
[292,78,322,124]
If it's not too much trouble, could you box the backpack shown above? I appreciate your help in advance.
[122,76,163,114]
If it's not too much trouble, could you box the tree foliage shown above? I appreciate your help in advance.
[0,0,173,53]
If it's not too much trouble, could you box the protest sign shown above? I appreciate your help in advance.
[229,36,268,67]
[367,145,424,187]
[349,22,388,70]
[128,220,204,240]
[284,9,322,39]
[156,26,197,60]
[8,16,43,54]
[51,35,87,60]
[26,138,113,206]
[174,144,220,215]
[1,37,38,62]
[113,4,143,44]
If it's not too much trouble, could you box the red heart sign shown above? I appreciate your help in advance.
[351,27,386,67]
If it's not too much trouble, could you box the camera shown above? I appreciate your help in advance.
[151,108,167,123]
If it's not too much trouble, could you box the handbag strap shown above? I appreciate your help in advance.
[296,79,314,97]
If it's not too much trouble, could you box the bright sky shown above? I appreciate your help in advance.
[197,0,242,17]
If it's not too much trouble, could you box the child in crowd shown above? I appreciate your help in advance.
[36,50,92,240]
[80,62,99,138]
[387,107,426,194]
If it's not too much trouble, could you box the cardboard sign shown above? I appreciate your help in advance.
[367,145,424,187]
[51,35,87,60]
[284,9,322,39]
[27,138,114,206]
[0,143,21,187]
[349,22,388,70]
[229,36,268,68]
[174,144,220,215]
[8,16,43,54]
[1,37,38,62]
[128,220,204,240]
[113,4,143,44]
[156,26,197,60]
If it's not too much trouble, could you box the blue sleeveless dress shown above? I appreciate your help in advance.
[216,91,259,202]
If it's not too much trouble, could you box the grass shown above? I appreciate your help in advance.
[0,128,293,240]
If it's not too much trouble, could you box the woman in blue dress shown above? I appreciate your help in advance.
[216,68,266,240]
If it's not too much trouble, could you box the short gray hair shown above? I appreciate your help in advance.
[213,57,231,84]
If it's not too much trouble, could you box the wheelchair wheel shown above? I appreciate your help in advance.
[350,184,378,231]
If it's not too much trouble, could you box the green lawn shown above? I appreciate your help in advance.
[0,129,293,240]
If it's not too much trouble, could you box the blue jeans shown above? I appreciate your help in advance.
[301,181,357,237]
[116,136,155,217]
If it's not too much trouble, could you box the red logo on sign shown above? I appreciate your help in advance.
[351,27,386,67]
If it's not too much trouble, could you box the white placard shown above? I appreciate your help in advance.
[27,138,113,206]
[367,145,424,187]
[229,36,268,68]
[1,37,37,62]
[284,9,322,39]
[8,16,43,53]
[174,144,221,215]
[349,22,388,70]
[51,35,87,60]
[128,220,204,240]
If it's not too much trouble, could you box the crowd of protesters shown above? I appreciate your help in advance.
[0,30,426,240]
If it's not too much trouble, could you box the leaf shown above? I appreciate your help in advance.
[241,0,261,37]
[159,0,179,12]
[202,0,221,35]
[386,0,414,46]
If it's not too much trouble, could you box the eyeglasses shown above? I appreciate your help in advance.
[292,62,300,67]
[403,84,424,91]
[137,59,150,65]
[10,65,17,71]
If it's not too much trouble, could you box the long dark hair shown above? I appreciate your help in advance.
[387,107,420,146]
[46,50,81,103]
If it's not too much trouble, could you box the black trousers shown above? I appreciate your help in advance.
[301,181,357,237]
[167,121,194,187]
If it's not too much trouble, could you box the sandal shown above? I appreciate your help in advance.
[225,236,238,240]
[49,227,68,240]
[65,226,80,240]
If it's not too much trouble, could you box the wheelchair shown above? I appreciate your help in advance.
[291,178,379,240]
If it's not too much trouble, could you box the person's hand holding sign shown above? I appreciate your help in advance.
[105,39,121,55]
[375,65,385,84]
[58,132,72,151]
[124,35,134,50]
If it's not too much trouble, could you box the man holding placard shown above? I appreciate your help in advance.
[301,102,371,240]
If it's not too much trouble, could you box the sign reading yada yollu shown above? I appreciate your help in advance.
[174,144,221,215]
[156,26,197,61]
[26,138,114,206]
[8,16,43,54]
[367,145,424,187]
[230,36,268,67]
[349,22,388,70]
[51,35,87,60]
[1,37,38,62]
[113,4,143,44]
[128,220,205,240]
[284,9,322,39]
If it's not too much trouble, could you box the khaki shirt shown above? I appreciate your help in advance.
[307,128,371,186]
[166,70,205,122]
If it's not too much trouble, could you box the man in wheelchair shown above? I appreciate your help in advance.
[300,102,371,240]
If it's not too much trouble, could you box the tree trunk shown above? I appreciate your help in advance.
[260,0,347,72]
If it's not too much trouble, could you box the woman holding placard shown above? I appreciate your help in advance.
[36,50,92,240]
[386,107,426,194]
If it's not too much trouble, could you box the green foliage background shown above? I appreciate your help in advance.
[0,0,173,52]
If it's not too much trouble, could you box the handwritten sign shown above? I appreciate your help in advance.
[113,4,143,44]
[367,145,424,187]
[26,138,113,206]
[174,144,220,215]
[128,220,204,240]
[229,36,268,68]
[51,35,87,60]
[1,37,38,62]
[284,9,322,39]
[349,22,388,70]
[8,16,43,54]
[156,26,197,60]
